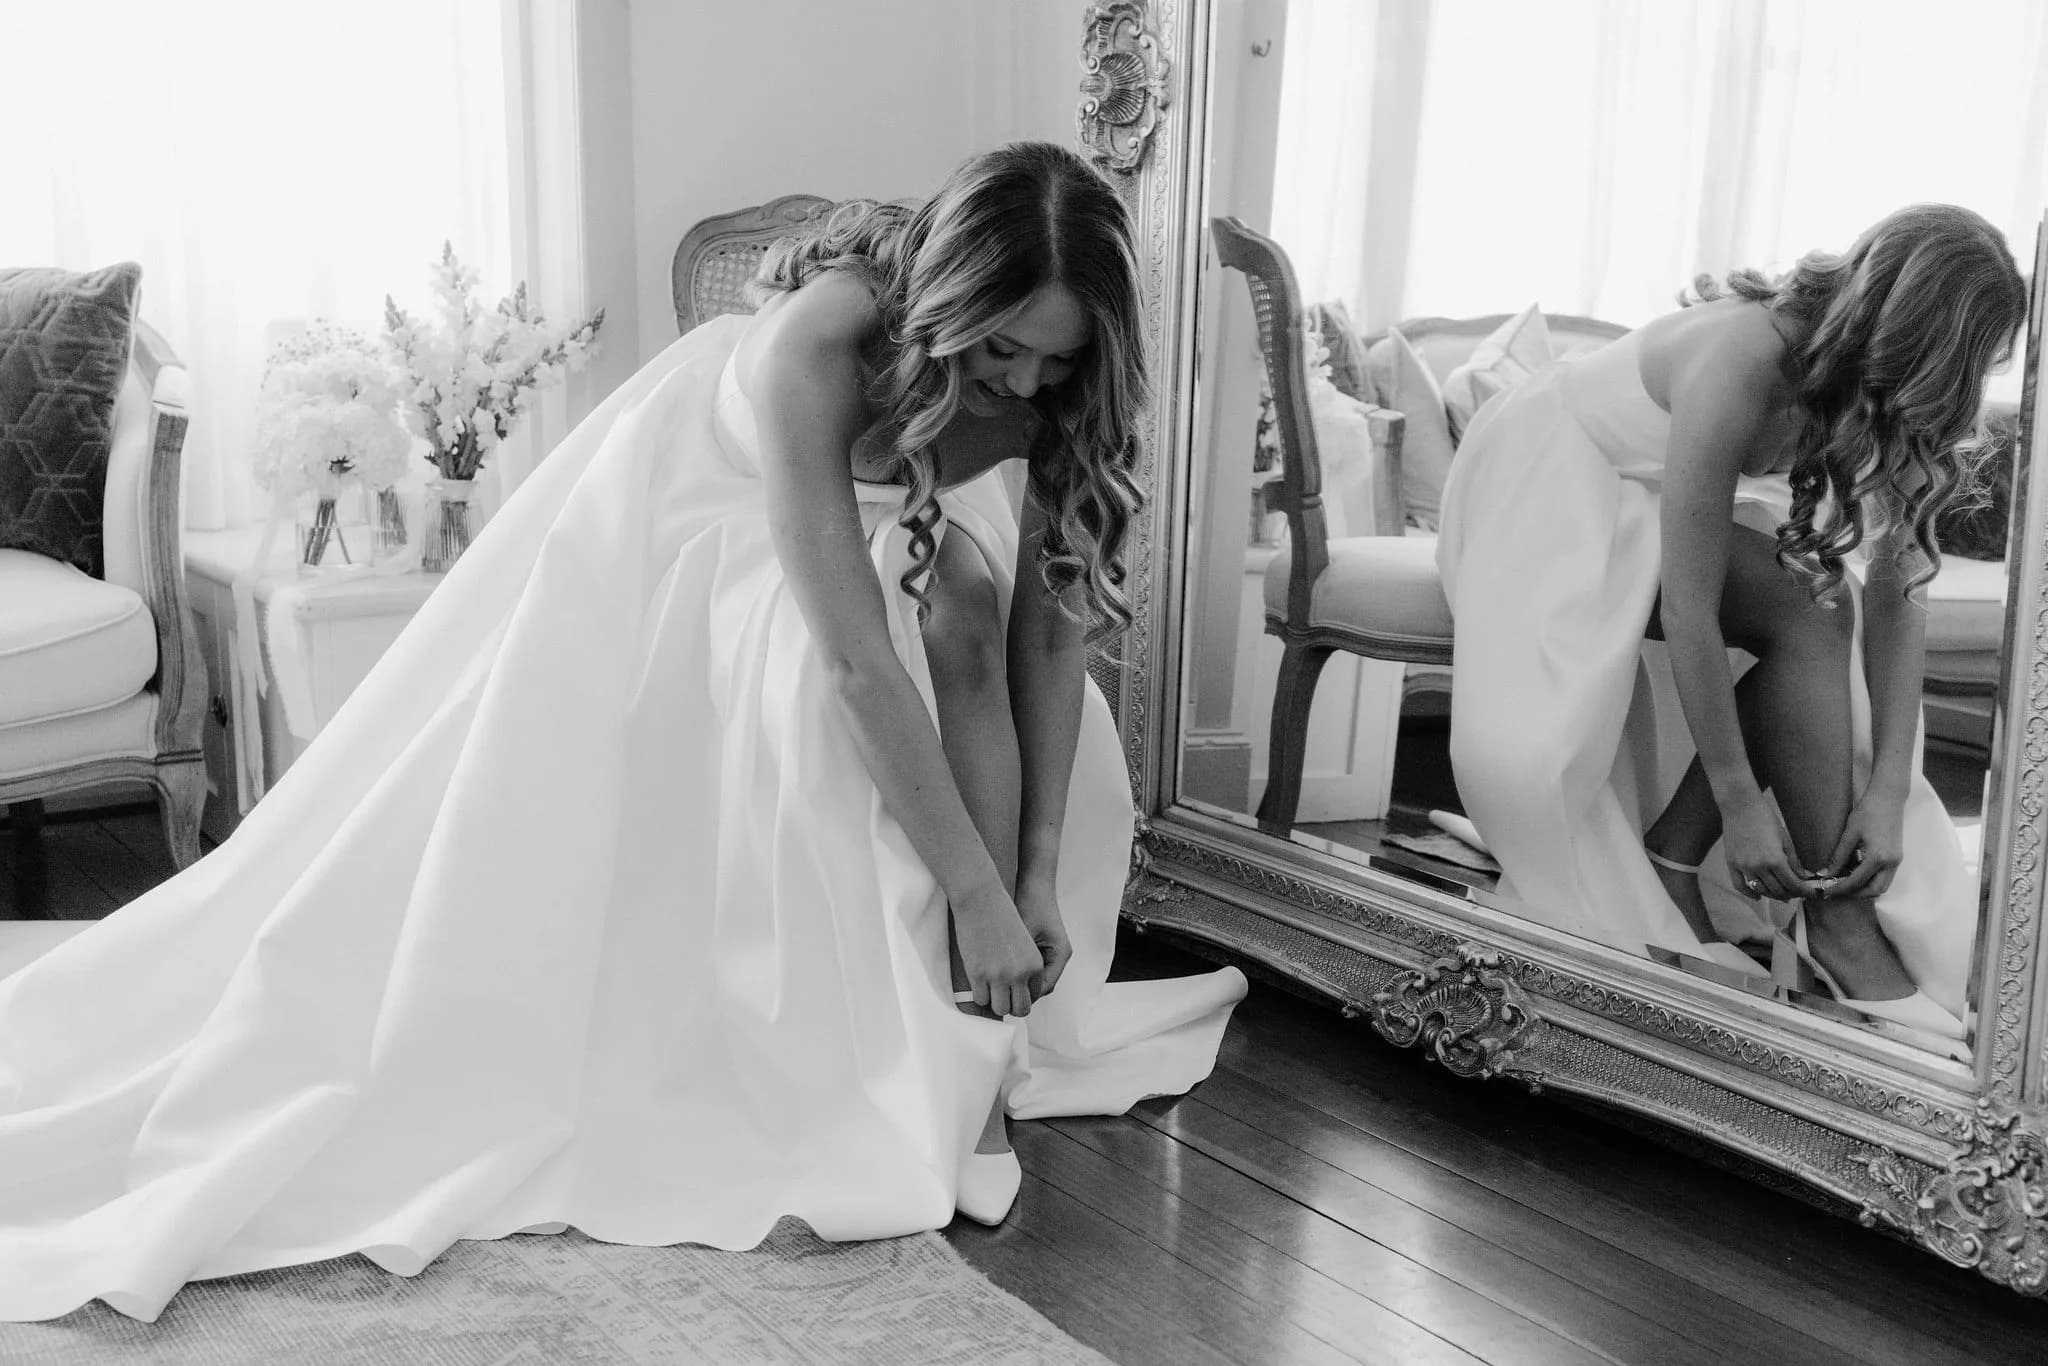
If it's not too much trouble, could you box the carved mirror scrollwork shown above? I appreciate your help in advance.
[1087,0,2048,1296]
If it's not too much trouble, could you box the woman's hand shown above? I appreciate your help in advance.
[1818,785,1908,901]
[1720,793,1825,903]
[952,882,1046,1020]
[1015,874,1073,1001]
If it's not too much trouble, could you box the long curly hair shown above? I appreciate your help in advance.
[750,142,1149,640]
[1682,203,2027,600]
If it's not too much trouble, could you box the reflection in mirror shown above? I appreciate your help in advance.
[1176,0,2048,1063]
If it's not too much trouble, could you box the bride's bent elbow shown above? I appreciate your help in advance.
[823,650,908,716]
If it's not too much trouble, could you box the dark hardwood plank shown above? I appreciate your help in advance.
[0,825,112,921]
[1186,1063,1858,1366]
[1209,1017,1982,1366]
[1039,1115,1589,1366]
[98,811,183,884]
[42,819,170,910]
[1133,1091,1727,1366]
[943,1216,1229,1366]
[1223,992,2048,1362]
[1002,1167,1371,1365]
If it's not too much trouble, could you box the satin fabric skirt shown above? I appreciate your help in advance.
[0,314,1245,1322]
[1435,365,1973,1015]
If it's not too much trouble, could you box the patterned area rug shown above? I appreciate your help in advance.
[0,1221,1109,1365]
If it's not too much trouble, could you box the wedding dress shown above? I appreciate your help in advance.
[0,312,1246,1323]
[1434,330,1975,1019]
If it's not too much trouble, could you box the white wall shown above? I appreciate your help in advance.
[624,0,1084,363]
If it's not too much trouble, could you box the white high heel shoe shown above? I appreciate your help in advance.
[1773,911,1968,1046]
[951,989,1022,1226]
[955,1150,1022,1226]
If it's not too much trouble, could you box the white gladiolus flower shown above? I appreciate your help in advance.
[381,243,605,481]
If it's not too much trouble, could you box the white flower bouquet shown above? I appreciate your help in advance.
[382,243,605,483]
[252,324,412,568]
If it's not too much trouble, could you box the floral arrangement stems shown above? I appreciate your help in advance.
[375,487,407,552]
[300,496,357,568]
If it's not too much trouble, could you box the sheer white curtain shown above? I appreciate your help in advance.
[2,0,513,530]
[1274,0,2048,370]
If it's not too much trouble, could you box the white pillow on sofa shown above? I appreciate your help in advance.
[1441,303,1554,442]
[1385,329,1458,532]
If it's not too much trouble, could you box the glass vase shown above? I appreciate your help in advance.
[422,478,483,573]
[373,486,409,561]
[296,485,374,576]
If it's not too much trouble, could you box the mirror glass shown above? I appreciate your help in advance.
[1175,0,2048,1062]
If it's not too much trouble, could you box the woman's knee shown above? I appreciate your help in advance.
[923,539,1007,694]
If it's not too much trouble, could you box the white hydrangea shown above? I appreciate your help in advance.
[252,324,412,499]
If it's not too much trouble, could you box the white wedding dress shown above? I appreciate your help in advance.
[0,312,1247,1324]
[1435,330,1975,1019]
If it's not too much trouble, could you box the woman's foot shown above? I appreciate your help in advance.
[1800,898,1918,1001]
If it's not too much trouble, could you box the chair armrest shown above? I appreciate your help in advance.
[1360,405,1407,537]
[126,322,208,757]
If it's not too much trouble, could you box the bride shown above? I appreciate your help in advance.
[1437,204,2026,1049]
[0,141,1246,1324]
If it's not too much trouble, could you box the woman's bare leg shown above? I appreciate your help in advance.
[1650,526,1916,998]
[923,530,1022,1155]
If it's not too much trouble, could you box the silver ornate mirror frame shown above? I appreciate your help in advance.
[1079,0,2048,1295]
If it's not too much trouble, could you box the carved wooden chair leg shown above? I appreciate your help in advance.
[7,799,49,920]
[1257,642,1334,831]
[156,763,207,870]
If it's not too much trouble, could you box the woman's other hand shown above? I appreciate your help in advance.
[1818,786,1908,901]
[1720,794,1826,902]
[1015,875,1073,1001]
[952,882,1045,1019]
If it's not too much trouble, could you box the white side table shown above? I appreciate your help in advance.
[183,527,441,843]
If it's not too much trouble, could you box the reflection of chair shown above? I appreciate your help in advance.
[0,316,208,877]
[1212,215,1455,830]
[670,194,836,334]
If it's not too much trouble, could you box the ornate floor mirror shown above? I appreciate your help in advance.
[1081,0,2048,1294]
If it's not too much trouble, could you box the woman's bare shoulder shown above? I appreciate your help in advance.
[1635,298,1790,411]
[735,271,881,394]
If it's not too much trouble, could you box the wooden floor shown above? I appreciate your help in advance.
[10,807,2048,1364]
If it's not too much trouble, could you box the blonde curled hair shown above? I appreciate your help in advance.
[1683,203,2027,600]
[751,142,1149,640]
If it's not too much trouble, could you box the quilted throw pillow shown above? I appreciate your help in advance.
[0,262,141,579]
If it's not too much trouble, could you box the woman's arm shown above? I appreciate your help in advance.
[747,278,1042,1015]
[1860,528,1930,795]
[1658,315,1822,901]
[1006,486,1087,996]
[1820,525,1928,898]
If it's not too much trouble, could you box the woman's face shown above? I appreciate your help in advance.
[963,283,1092,407]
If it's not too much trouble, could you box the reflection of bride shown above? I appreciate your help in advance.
[1436,205,2027,1045]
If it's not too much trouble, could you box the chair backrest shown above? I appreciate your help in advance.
[1210,215,1329,631]
[670,194,835,335]
[1359,312,1627,403]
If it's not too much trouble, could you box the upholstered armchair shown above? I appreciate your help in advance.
[1211,215,1630,829]
[0,305,208,876]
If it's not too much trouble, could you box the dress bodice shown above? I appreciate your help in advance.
[714,335,1042,503]
[1557,328,1792,500]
